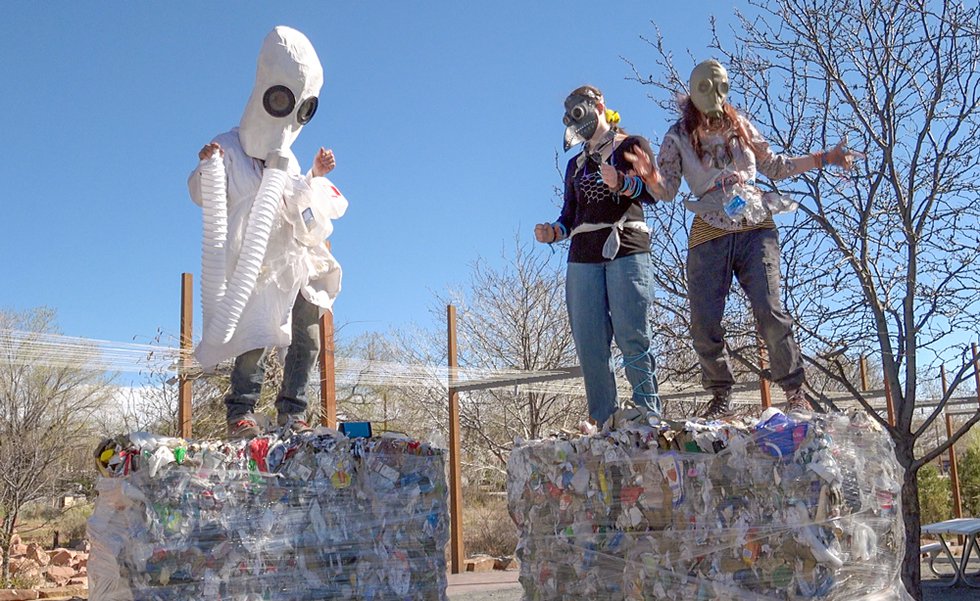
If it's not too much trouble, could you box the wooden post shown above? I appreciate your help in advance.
[757,337,772,409]
[318,240,336,429]
[941,366,963,520]
[864,354,894,424]
[859,355,869,391]
[973,343,980,410]
[178,273,194,439]
[446,305,465,574]
[318,311,336,429]
[382,390,389,433]
[882,357,895,426]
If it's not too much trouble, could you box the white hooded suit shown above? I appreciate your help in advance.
[188,26,346,370]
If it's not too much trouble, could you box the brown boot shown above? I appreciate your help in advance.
[782,388,811,415]
[699,389,732,420]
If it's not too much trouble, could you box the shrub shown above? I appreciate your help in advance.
[918,464,953,526]
[55,503,94,543]
[960,444,980,517]
[3,566,43,590]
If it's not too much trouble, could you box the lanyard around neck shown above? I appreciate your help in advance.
[577,131,621,172]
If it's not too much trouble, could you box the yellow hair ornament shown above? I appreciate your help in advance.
[605,109,621,125]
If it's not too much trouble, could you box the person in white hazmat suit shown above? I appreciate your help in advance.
[188,26,348,439]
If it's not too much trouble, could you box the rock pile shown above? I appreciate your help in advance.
[1,534,89,600]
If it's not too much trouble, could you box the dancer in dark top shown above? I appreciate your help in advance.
[535,85,661,426]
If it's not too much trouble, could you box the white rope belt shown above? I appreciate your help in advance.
[569,218,650,260]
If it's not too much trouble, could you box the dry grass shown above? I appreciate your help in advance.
[462,488,518,558]
[14,501,93,548]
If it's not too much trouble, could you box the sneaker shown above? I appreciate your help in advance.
[277,413,313,434]
[611,407,660,430]
[783,388,811,415]
[227,414,262,440]
[699,389,732,420]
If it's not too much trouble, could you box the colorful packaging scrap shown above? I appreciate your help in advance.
[507,408,912,600]
[88,430,448,601]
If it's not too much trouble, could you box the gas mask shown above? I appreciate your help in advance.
[689,60,729,119]
[562,91,600,151]
[239,26,324,163]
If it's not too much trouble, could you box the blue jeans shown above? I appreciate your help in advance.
[566,253,661,424]
[225,292,321,421]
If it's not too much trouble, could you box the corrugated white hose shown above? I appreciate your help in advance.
[198,155,228,323]
[204,165,289,345]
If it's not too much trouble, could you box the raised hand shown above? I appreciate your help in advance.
[823,139,864,171]
[624,147,661,186]
[198,142,223,161]
[600,164,621,191]
[313,147,336,177]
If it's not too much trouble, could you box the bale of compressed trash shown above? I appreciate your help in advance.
[88,430,449,601]
[507,409,910,600]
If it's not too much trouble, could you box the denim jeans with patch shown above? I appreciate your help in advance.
[566,252,662,425]
[225,292,321,421]
[687,227,804,394]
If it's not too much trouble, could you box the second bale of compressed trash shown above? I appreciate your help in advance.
[506,409,909,600]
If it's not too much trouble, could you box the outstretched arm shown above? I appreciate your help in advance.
[807,140,861,171]
[759,139,861,179]
[626,133,683,201]
[749,118,862,180]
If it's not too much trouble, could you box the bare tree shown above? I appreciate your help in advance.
[432,236,581,481]
[318,330,440,435]
[0,308,115,584]
[634,0,980,596]
[111,329,235,441]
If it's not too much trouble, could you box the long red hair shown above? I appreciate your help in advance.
[680,97,752,159]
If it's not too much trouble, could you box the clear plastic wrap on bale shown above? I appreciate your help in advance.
[88,431,449,601]
[507,409,912,600]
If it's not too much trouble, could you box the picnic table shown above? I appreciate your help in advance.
[921,517,980,588]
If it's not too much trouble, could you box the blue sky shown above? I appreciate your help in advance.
[0,1,736,353]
